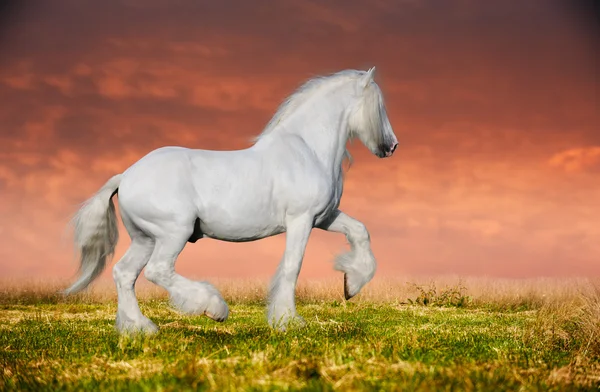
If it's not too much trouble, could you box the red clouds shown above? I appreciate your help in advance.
[0,0,598,281]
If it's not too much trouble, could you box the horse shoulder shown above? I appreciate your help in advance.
[277,161,333,217]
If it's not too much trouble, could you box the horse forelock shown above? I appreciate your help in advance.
[349,79,387,147]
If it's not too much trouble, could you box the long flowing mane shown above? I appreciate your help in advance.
[253,69,365,143]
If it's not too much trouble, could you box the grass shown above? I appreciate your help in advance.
[1,276,599,391]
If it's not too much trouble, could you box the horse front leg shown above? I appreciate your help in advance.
[318,209,377,300]
[268,214,313,331]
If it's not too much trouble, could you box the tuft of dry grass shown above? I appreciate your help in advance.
[521,279,600,388]
[579,280,600,359]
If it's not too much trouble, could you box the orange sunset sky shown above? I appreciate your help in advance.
[0,1,598,284]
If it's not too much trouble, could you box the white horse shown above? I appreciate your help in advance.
[64,67,398,333]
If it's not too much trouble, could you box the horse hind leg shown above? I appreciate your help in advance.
[112,235,157,334]
[143,225,229,322]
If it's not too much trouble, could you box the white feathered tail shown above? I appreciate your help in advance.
[64,174,122,295]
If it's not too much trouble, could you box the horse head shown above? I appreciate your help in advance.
[348,67,398,158]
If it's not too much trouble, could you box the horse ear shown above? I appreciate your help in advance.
[362,66,376,88]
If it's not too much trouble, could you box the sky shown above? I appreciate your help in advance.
[0,0,598,284]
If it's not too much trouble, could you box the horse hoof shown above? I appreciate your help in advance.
[269,315,306,331]
[344,273,354,300]
[204,297,229,322]
[116,316,159,336]
[205,311,227,322]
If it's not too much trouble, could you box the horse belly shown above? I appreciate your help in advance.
[194,177,285,242]
[198,211,285,242]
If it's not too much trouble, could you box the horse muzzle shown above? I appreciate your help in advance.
[377,142,398,158]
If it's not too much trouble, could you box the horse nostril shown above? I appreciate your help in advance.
[391,143,398,153]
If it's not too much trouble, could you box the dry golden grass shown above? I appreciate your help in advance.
[0,274,596,308]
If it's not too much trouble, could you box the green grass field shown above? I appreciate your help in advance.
[1,278,599,391]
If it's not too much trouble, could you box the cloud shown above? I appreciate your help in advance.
[548,146,600,173]
[0,0,599,280]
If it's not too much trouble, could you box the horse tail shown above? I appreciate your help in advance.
[64,174,122,295]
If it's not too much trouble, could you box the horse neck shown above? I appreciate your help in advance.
[280,96,351,177]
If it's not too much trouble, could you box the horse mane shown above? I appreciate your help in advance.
[252,69,365,143]
[252,68,388,175]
